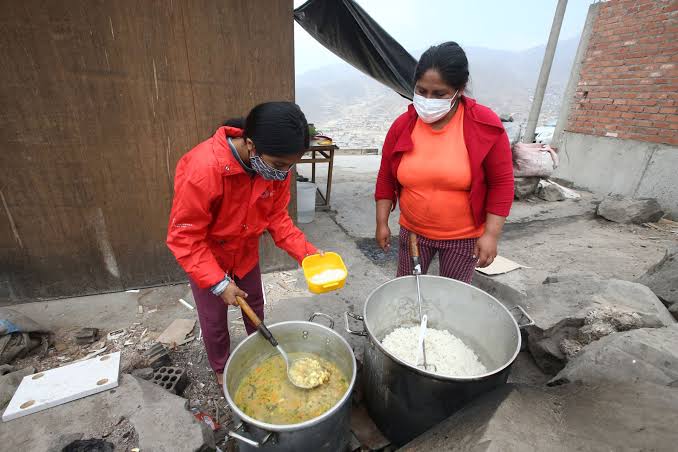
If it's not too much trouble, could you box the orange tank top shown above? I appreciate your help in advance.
[397,104,484,240]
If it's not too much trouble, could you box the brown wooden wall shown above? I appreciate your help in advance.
[0,0,295,303]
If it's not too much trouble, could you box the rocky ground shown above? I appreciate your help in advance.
[1,156,676,450]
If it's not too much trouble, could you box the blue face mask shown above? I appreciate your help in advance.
[250,154,290,181]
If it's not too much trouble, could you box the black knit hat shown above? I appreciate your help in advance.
[245,102,310,156]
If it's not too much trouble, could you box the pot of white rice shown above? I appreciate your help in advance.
[344,275,531,446]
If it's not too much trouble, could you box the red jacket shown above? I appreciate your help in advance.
[375,96,514,226]
[167,126,317,289]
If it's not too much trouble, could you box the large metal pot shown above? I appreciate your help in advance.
[224,313,357,452]
[345,276,532,446]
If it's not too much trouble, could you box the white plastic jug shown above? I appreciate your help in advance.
[297,182,316,224]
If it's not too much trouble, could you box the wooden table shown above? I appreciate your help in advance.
[297,144,337,210]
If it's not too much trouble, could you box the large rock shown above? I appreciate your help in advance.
[401,382,678,451]
[637,245,678,319]
[536,179,580,202]
[0,375,214,451]
[549,326,678,387]
[523,275,674,374]
[514,177,540,200]
[597,195,664,224]
[0,366,35,410]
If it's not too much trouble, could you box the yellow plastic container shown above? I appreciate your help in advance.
[302,252,348,294]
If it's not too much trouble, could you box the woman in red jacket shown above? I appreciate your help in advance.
[375,42,514,283]
[167,102,318,385]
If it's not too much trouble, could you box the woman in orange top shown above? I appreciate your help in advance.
[375,42,514,283]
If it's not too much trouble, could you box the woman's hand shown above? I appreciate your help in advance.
[376,223,392,251]
[474,213,506,268]
[474,232,498,268]
[375,199,393,251]
[219,281,248,306]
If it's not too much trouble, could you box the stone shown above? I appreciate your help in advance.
[549,326,678,387]
[0,366,35,410]
[524,275,674,375]
[597,195,664,224]
[0,375,214,451]
[74,327,99,345]
[513,177,540,200]
[130,367,154,380]
[536,179,580,202]
[637,245,678,318]
[537,179,565,201]
[401,382,678,451]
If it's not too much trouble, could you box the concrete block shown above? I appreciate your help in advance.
[635,147,678,219]
[151,367,188,396]
[555,132,678,218]
[554,132,652,197]
[143,342,171,370]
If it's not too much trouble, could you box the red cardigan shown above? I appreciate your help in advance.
[375,96,514,227]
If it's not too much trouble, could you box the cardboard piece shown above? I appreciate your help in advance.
[156,319,196,346]
[475,256,527,276]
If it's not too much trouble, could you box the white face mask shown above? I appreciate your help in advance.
[413,90,459,124]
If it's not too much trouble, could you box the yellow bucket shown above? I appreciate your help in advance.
[302,252,348,294]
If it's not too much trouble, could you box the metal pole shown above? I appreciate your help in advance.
[522,0,568,143]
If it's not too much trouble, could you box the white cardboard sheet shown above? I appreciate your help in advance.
[475,255,527,276]
[2,352,120,422]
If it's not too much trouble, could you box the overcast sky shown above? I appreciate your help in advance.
[294,0,594,74]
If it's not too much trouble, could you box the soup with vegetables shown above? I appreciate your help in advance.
[234,352,349,424]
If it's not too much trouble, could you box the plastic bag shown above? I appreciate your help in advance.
[512,143,559,177]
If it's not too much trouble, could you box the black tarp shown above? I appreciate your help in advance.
[294,0,417,100]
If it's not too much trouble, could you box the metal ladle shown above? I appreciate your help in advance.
[409,233,436,373]
[235,296,324,389]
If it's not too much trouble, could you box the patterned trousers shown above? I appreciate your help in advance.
[397,226,479,283]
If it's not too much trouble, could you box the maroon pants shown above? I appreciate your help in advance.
[397,226,478,283]
[189,265,264,374]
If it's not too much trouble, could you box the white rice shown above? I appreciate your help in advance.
[381,326,488,377]
[309,269,346,284]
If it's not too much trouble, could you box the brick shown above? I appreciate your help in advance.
[652,121,672,129]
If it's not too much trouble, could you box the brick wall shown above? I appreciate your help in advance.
[566,0,678,145]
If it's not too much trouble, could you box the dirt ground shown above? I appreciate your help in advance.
[4,157,676,450]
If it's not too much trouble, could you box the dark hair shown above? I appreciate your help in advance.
[414,42,469,90]
[244,102,309,156]
[223,117,245,129]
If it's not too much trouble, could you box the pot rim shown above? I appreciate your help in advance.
[363,275,522,382]
[223,320,357,433]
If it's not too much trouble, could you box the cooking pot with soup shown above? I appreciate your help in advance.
[224,313,356,452]
[345,275,533,446]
